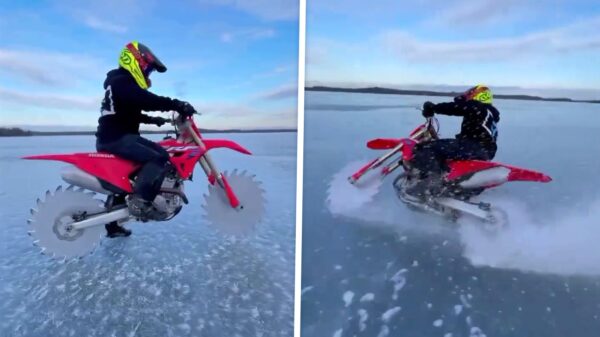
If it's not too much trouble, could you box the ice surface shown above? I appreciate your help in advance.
[301,92,600,337]
[0,133,296,336]
[360,293,375,302]
[357,309,368,331]
[381,307,401,322]
[459,197,600,275]
[343,291,355,307]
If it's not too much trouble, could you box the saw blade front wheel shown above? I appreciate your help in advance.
[28,186,106,259]
[202,170,266,235]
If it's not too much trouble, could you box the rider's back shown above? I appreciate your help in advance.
[96,68,175,143]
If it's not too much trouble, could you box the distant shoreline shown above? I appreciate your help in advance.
[0,128,297,137]
[306,86,600,104]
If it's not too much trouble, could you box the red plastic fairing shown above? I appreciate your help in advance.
[399,139,417,160]
[23,153,138,192]
[157,140,204,179]
[447,160,552,183]
[203,139,252,155]
[367,138,402,150]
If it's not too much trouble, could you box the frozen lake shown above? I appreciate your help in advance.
[0,132,296,337]
[301,91,600,337]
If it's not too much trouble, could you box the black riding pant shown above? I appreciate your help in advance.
[97,134,169,201]
[411,138,495,177]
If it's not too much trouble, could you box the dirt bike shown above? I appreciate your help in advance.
[23,113,265,259]
[347,117,551,230]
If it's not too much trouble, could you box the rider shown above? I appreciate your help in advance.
[406,84,500,199]
[96,41,196,237]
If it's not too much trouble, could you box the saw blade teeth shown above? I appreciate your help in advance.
[27,185,107,259]
[55,185,62,192]
[36,198,41,206]
[29,208,37,215]
[66,185,74,191]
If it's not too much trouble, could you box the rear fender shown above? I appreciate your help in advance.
[447,160,552,188]
[23,153,136,192]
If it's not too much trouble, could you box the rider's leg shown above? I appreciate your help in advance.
[97,134,169,201]
[408,139,477,198]
[97,135,170,224]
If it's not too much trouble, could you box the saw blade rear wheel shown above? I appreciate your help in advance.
[202,170,266,235]
[28,185,106,259]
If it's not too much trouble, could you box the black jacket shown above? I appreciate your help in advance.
[433,100,500,152]
[96,68,178,143]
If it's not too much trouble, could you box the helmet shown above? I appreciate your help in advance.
[118,41,167,89]
[455,84,493,104]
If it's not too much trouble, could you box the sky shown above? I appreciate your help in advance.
[306,0,600,100]
[0,0,298,130]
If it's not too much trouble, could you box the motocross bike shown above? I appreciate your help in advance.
[347,117,551,229]
[24,113,265,258]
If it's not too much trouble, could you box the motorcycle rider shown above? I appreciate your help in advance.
[406,84,500,199]
[96,41,197,237]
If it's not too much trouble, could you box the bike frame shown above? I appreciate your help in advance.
[23,114,252,209]
[349,117,551,187]
[170,116,250,208]
[349,118,437,184]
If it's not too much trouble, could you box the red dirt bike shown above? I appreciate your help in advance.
[24,113,265,258]
[347,117,551,229]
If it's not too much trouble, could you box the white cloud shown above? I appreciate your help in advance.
[0,49,107,86]
[57,0,156,32]
[428,0,523,26]
[381,16,600,62]
[193,101,297,128]
[83,16,128,33]
[255,84,297,100]
[0,88,99,111]
[220,27,276,43]
[200,0,298,21]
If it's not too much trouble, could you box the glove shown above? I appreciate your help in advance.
[149,116,167,126]
[422,101,435,117]
[173,99,197,117]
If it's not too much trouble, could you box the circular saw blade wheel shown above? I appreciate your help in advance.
[326,161,384,215]
[202,170,266,235]
[28,185,106,259]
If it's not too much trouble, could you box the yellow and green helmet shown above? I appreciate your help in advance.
[118,41,167,89]
[461,84,493,104]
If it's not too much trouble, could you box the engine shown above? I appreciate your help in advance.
[152,170,185,221]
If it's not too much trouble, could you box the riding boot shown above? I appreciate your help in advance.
[105,222,132,238]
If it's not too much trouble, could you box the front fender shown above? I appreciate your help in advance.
[203,139,252,155]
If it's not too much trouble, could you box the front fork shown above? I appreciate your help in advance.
[349,127,432,184]
[188,126,241,209]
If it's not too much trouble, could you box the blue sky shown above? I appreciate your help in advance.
[0,0,298,130]
[307,0,600,100]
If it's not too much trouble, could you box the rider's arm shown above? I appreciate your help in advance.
[433,101,481,117]
[138,113,154,124]
[121,81,178,112]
